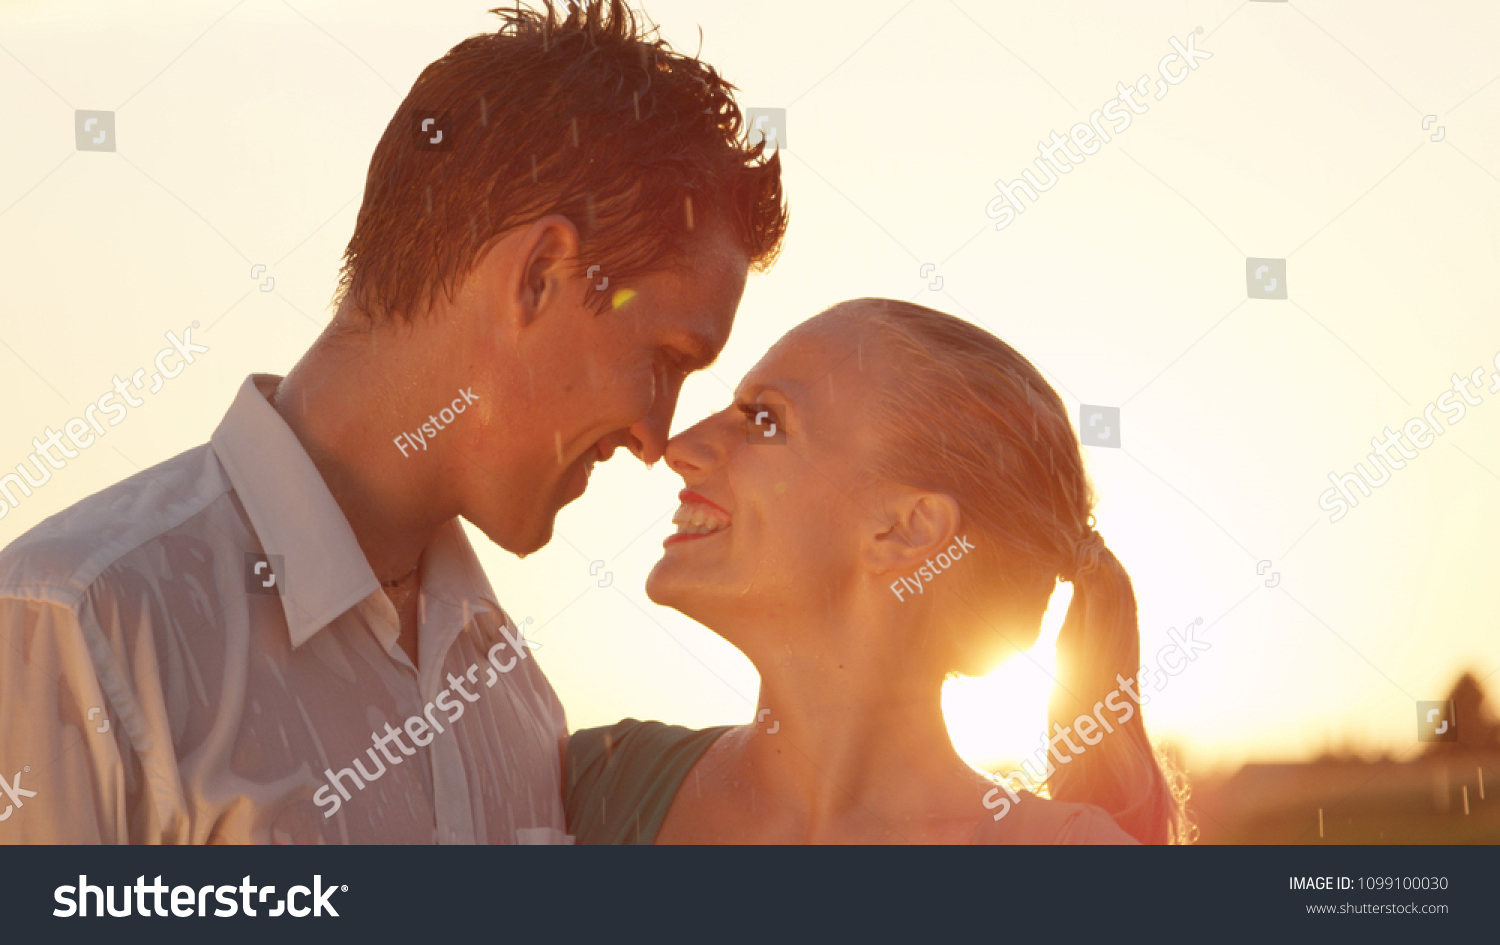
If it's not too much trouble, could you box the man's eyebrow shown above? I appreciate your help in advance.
[679,329,723,369]
[687,330,723,366]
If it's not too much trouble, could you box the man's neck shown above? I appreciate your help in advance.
[270,320,453,585]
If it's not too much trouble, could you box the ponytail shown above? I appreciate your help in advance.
[854,297,1191,844]
[1047,533,1189,844]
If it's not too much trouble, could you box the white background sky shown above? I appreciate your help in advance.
[2,0,1497,774]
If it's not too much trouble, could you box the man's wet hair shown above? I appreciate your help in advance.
[334,0,787,322]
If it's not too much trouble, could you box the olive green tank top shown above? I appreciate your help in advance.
[564,718,1139,845]
[565,718,733,845]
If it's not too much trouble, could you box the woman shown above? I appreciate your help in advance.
[565,299,1189,844]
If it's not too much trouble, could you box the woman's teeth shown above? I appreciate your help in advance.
[671,503,730,536]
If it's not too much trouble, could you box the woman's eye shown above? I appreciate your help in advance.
[736,402,776,424]
[735,402,785,439]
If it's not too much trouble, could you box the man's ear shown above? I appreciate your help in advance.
[861,485,962,574]
[508,215,582,329]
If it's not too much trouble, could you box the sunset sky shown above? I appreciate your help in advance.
[2,0,1497,775]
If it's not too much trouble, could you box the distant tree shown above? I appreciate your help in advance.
[1424,672,1500,756]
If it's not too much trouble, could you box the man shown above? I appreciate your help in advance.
[0,0,785,843]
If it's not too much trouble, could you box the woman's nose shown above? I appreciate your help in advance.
[664,413,734,480]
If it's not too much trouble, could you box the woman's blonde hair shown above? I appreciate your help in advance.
[856,298,1190,844]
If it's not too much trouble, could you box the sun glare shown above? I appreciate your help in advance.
[942,583,1073,773]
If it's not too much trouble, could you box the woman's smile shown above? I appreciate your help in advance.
[664,489,732,545]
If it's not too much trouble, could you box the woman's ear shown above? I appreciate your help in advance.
[861,485,962,574]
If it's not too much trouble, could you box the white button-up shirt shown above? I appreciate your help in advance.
[0,374,569,844]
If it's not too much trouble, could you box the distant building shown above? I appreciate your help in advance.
[1189,673,1498,844]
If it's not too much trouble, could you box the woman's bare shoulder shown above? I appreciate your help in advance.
[971,791,1139,845]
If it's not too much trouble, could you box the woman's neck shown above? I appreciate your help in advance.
[732,642,990,842]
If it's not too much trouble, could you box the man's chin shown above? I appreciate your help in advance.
[469,512,556,558]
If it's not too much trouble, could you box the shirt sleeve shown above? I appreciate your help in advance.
[0,597,133,843]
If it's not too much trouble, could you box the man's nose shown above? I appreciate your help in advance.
[626,391,677,466]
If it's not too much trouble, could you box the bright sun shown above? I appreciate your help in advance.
[941,582,1073,773]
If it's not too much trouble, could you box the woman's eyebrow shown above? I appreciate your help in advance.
[734,384,797,409]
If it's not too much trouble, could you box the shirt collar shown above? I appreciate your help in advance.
[417,517,508,667]
[209,375,377,648]
[210,375,504,650]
